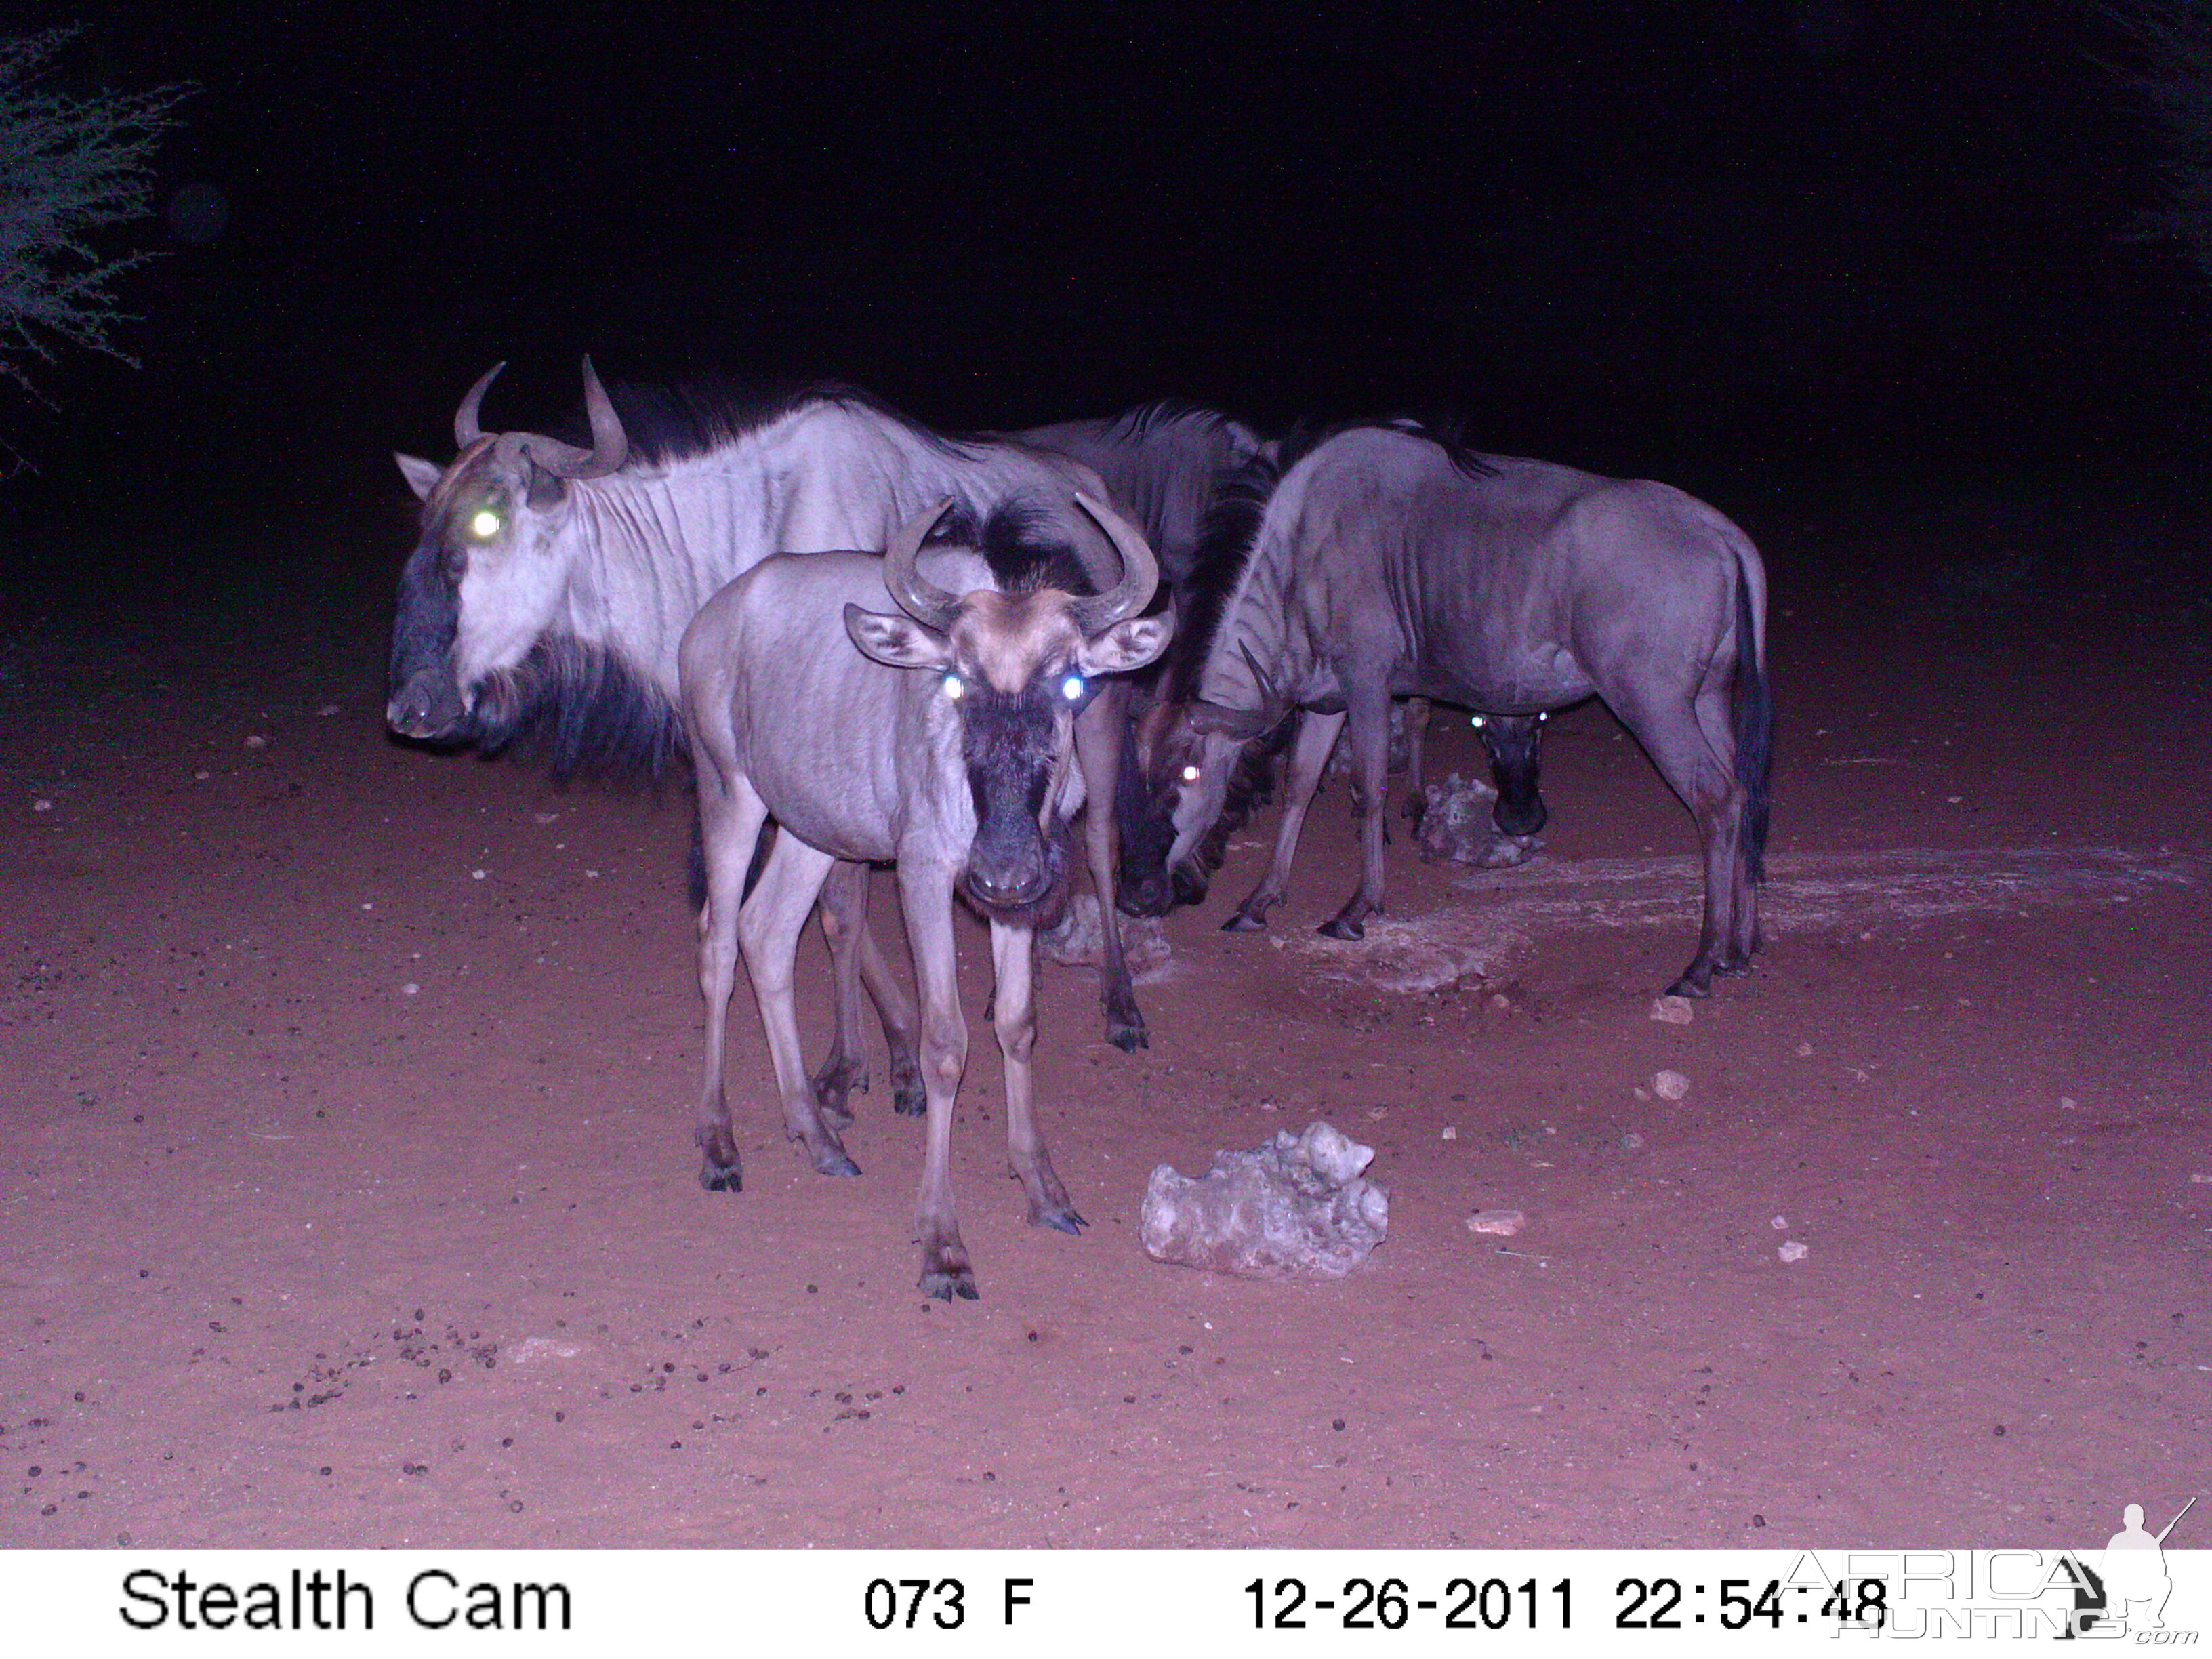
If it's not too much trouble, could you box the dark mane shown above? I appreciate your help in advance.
[1161,443,1283,702]
[547,375,977,468]
[465,636,688,787]
[945,499,1096,596]
[1272,413,1496,483]
[1101,398,1253,445]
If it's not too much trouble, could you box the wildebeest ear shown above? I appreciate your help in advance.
[844,603,953,670]
[1076,613,1174,677]
[396,453,443,501]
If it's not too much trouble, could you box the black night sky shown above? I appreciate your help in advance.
[5,1,2207,568]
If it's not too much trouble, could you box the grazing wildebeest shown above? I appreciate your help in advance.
[387,359,1166,1093]
[1134,422,1772,997]
[680,496,1172,1300]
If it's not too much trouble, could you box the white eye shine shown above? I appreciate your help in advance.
[1180,764,1201,783]
[1060,674,1086,702]
[941,673,966,701]
[469,509,502,539]
[1470,714,1487,729]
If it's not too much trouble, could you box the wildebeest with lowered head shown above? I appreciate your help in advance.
[679,495,1172,1300]
[386,359,1164,1082]
[1134,422,1771,997]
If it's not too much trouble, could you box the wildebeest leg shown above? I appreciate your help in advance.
[899,862,978,1300]
[1075,684,1146,1052]
[989,918,1084,1233]
[695,775,772,1193]
[811,864,925,1122]
[1226,708,1347,931]
[1321,680,1393,940]
[1693,679,1761,970]
[855,890,926,1117]
[1401,696,1431,825]
[737,832,860,1176]
[1611,689,1743,996]
[809,861,871,1128]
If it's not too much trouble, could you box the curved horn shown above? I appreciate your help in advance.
[527,356,630,480]
[1068,489,1160,634]
[882,497,963,631]
[1236,640,1282,714]
[454,362,506,449]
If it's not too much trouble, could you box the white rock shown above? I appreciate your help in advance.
[1465,1208,1526,1237]
[1650,995,1694,1025]
[245,734,267,749]
[1778,1240,1809,1263]
[503,1336,584,1364]
[1440,1126,1458,1141]
[1795,1042,1814,1057]
[1653,1069,1691,1101]
[1140,1121,1388,1279]
[32,799,52,813]
[1771,1215,1788,1229]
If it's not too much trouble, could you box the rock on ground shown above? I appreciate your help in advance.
[1140,1121,1389,1279]
[1040,892,1171,977]
[1416,773,1542,869]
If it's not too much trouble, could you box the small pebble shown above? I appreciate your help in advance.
[1778,1240,1809,1263]
[402,983,420,996]
[1650,996,1694,1025]
[1439,1126,1458,1141]
[33,799,53,813]
[245,735,267,749]
[1465,1209,1526,1237]
[1654,1069,1691,1101]
[1771,1215,1788,1230]
[1619,1131,1645,1150]
[2059,1097,2078,1111]
[471,869,487,880]
[2192,1174,2211,1185]
[315,703,340,716]
[1258,1097,1279,1113]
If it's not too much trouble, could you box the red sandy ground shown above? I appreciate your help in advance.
[2,501,2205,1549]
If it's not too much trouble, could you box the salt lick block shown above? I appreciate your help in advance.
[1416,773,1541,869]
[1139,1120,1390,1279]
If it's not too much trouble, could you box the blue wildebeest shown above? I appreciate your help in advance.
[1015,402,1271,920]
[1132,422,1772,997]
[680,496,1172,1300]
[388,361,1172,1097]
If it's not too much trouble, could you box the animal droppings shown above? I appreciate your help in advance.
[1140,1121,1389,1279]
[1465,1209,1526,1237]
[1650,995,1694,1024]
[1416,773,1542,868]
[1653,1069,1691,1101]
[1778,1240,1809,1263]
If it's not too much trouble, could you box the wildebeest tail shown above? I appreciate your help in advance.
[1731,546,1772,884]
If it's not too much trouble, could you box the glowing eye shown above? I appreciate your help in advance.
[1060,674,1086,702]
[1471,714,1487,729]
[469,509,502,539]
[1537,711,1549,723]
[941,673,965,700]
[1180,764,1201,783]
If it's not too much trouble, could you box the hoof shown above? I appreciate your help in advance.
[920,1268,980,1302]
[1107,1021,1147,1054]
[1222,909,1268,933]
[699,1157,743,1194]
[1317,915,1366,941]
[809,1146,862,1178]
[810,1063,866,1127]
[1664,969,1714,998]
[892,1081,927,1118]
[1032,1205,1087,1235]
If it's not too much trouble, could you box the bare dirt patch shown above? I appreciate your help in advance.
[2,508,2207,1549]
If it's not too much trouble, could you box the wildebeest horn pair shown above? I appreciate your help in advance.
[881,491,1159,634]
[452,357,629,479]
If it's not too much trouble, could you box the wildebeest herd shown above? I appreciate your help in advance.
[389,362,1772,1300]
